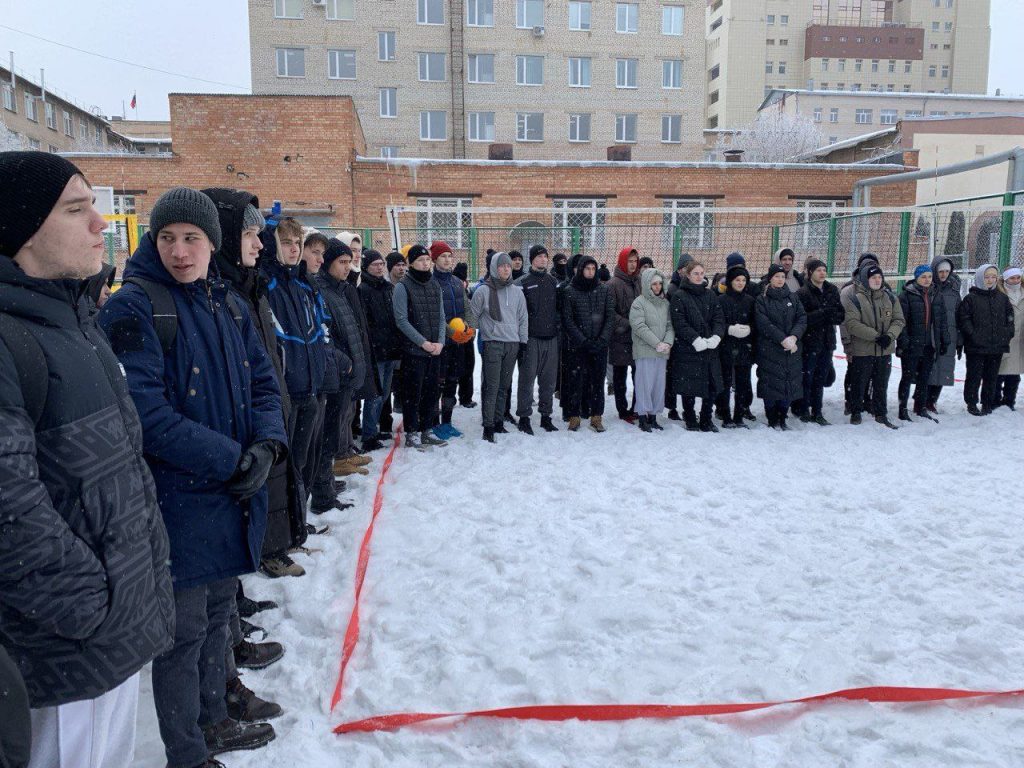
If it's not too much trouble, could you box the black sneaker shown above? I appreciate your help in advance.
[740,408,757,422]
[813,414,831,427]
[233,639,284,671]
[225,677,283,722]
[493,422,509,434]
[850,412,863,425]
[874,415,899,430]
[799,413,814,424]
[967,403,983,416]
[237,596,278,618]
[504,411,515,423]
[898,406,912,422]
[239,618,265,640]
[460,399,478,408]
[699,420,720,433]
[517,417,534,435]
[203,718,275,757]
[667,408,681,421]
[362,437,386,452]
[539,416,559,432]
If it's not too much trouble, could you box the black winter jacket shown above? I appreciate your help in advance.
[797,280,844,354]
[516,268,560,340]
[315,273,378,399]
[755,285,807,402]
[562,266,615,352]
[717,288,756,368]
[898,281,950,357]
[359,271,402,361]
[669,281,726,399]
[957,287,1015,355]
[0,258,174,708]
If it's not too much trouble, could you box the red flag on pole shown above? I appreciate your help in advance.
[130,92,136,110]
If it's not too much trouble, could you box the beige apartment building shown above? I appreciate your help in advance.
[249,0,706,160]
[705,0,990,130]
[760,88,1024,144]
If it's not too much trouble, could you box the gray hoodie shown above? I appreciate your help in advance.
[470,253,529,343]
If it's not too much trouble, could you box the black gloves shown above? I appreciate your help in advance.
[875,333,892,349]
[227,440,281,500]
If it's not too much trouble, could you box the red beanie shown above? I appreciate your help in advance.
[429,240,453,261]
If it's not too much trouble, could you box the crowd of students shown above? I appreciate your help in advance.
[1,151,1021,768]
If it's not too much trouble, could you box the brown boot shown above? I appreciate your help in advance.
[343,453,372,467]
[332,458,369,476]
[589,415,605,433]
[568,416,581,431]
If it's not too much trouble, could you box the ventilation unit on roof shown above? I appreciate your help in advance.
[532,25,545,37]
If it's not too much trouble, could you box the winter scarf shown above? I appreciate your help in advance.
[485,251,514,322]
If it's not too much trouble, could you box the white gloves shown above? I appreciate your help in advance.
[692,337,708,352]
[706,335,721,350]
[781,335,799,353]
[655,342,671,354]
[728,324,751,339]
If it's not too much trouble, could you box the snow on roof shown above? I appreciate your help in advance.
[759,88,1024,112]
[357,156,906,171]
[797,127,899,160]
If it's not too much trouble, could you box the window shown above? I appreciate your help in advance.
[24,93,36,121]
[1,85,13,112]
[468,111,495,141]
[616,58,638,88]
[468,54,495,83]
[838,58,846,72]
[813,107,822,123]
[378,32,396,61]
[78,120,87,140]
[829,107,839,123]
[553,199,606,249]
[379,87,397,118]
[569,113,591,142]
[113,194,136,215]
[45,102,56,130]
[709,64,720,81]
[796,200,843,248]
[941,65,949,78]
[615,113,637,142]
[419,52,447,82]
[94,125,102,145]
[766,38,775,45]
[569,57,592,87]
[663,60,682,88]
[516,112,544,141]
[273,0,302,18]
[905,60,912,74]
[420,110,447,140]
[880,108,897,124]
[48,144,59,154]
[328,49,356,80]
[662,6,684,35]
[467,0,494,26]
[326,0,354,20]
[888,59,896,74]
[27,137,40,150]
[63,110,72,135]
[516,55,544,85]
[765,61,774,74]
[932,21,940,31]
[416,198,472,248]
[944,21,952,31]
[663,199,714,249]
[780,14,788,24]
[871,59,879,72]
[778,61,787,75]
[821,58,829,72]
[616,3,639,33]
[854,59,863,72]
[905,109,922,118]
[569,1,592,30]
[418,0,443,23]
[855,108,873,124]
[779,38,788,45]
[928,65,936,78]
[275,48,305,78]
[381,146,399,159]
[851,83,861,91]
[661,114,681,143]
[517,0,544,28]
[767,14,775,24]
[929,110,947,116]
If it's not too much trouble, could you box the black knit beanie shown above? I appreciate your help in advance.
[0,151,84,257]
[323,238,352,269]
[453,262,468,281]
[361,248,384,271]
[386,251,406,271]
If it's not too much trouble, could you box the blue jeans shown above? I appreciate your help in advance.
[362,360,396,440]
[152,577,237,768]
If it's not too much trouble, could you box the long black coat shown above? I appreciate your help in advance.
[957,287,1015,355]
[316,273,379,400]
[669,282,725,399]
[717,288,756,368]
[755,285,807,402]
[562,279,615,351]
[359,271,402,362]
[898,281,950,357]
[797,280,844,354]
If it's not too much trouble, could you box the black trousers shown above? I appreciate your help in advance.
[682,395,714,424]
[998,374,1021,406]
[801,349,833,416]
[458,340,476,405]
[565,348,607,419]
[897,349,935,408]
[849,355,892,417]
[438,342,464,424]
[964,353,1002,409]
[612,363,636,417]
[715,361,753,418]
[287,394,324,502]
[400,353,441,433]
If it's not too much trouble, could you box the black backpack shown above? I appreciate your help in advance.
[124,276,246,354]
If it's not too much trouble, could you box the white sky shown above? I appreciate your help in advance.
[0,0,1021,122]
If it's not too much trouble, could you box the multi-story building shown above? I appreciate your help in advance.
[760,88,1024,144]
[1,66,114,153]
[108,118,173,155]
[705,0,990,130]
[248,0,706,160]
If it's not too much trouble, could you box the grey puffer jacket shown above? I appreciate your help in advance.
[629,269,674,360]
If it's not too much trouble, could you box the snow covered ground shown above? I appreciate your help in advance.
[133,355,1024,767]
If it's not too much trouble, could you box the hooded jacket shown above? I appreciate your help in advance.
[99,234,287,589]
[755,284,807,402]
[470,257,529,344]
[897,279,950,358]
[718,277,758,367]
[762,247,804,294]
[359,270,402,362]
[998,279,1024,375]
[928,256,963,387]
[957,265,1015,355]
[669,279,725,399]
[841,269,906,357]
[561,256,615,351]
[0,256,173,708]
[315,270,378,399]
[83,263,116,312]
[608,247,642,366]
[628,269,674,360]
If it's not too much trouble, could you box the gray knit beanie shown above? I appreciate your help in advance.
[242,204,265,232]
[149,187,223,251]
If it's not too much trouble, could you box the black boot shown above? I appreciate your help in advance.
[967,403,983,416]
[898,401,912,421]
[482,426,496,443]
[493,421,509,434]
[517,416,534,435]
[699,411,719,433]
[740,407,756,422]
[776,405,790,431]
[650,415,664,431]
[914,403,938,422]
[683,408,699,431]
[233,639,284,671]
[875,414,899,430]
[638,414,653,433]
[850,412,863,425]
[237,596,278,618]
[225,676,283,722]
[766,406,779,429]
[812,411,830,427]
[667,408,681,421]
[203,718,275,757]
[540,415,559,432]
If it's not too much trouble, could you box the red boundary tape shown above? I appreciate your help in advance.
[329,414,1014,736]
[329,423,403,712]
[334,687,1024,734]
